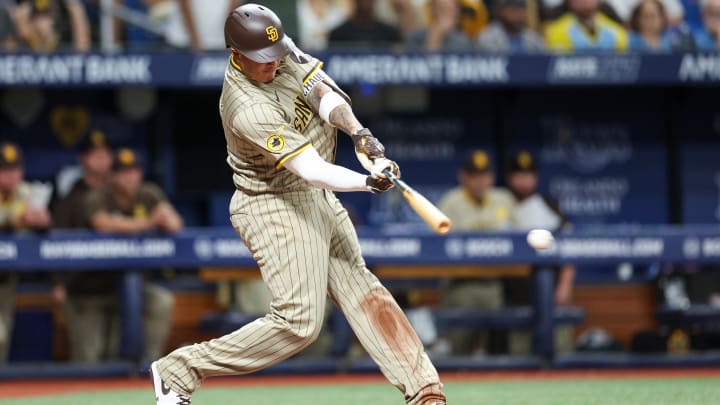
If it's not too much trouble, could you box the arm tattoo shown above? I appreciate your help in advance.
[305,80,330,111]
[329,105,362,135]
[306,81,363,135]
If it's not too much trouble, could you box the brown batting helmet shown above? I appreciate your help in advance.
[225,3,294,63]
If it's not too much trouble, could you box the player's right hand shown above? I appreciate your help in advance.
[366,174,393,194]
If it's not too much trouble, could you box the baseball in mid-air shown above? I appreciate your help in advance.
[527,229,555,250]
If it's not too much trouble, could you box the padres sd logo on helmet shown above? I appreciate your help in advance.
[266,26,279,42]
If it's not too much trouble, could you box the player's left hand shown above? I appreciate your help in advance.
[351,128,385,161]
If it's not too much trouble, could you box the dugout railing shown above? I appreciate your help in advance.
[1,225,720,378]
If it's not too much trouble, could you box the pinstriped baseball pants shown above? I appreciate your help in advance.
[156,188,445,404]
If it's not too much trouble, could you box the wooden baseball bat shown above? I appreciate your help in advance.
[383,169,452,235]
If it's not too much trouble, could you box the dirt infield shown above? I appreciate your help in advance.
[2,368,720,400]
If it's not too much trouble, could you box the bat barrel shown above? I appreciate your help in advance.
[435,218,451,235]
[385,169,452,235]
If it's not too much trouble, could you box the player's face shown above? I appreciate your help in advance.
[507,171,538,199]
[460,170,494,202]
[232,50,281,83]
[113,167,142,196]
[0,166,23,194]
[81,147,113,178]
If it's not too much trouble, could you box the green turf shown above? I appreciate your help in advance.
[1,378,718,405]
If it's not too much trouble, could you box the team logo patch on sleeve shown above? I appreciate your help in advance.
[266,134,285,152]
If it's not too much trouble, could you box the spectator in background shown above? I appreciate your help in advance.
[477,0,546,52]
[437,149,516,356]
[52,131,113,229]
[160,0,241,51]
[328,0,404,50]
[49,131,117,362]
[605,0,685,27]
[1,0,18,50]
[544,0,628,52]
[540,0,624,24]
[13,0,90,52]
[405,0,473,51]
[504,150,575,355]
[296,0,351,51]
[0,142,51,363]
[456,0,490,41]
[59,147,180,363]
[373,0,422,39]
[628,0,696,52]
[693,0,720,50]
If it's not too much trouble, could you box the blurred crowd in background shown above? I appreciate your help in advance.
[0,0,718,54]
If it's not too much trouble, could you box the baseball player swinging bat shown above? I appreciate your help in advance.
[382,168,452,235]
[151,4,447,404]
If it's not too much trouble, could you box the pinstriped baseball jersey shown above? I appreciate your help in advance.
[155,51,445,405]
[220,55,337,194]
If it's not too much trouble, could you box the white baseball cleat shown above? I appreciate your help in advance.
[151,361,192,405]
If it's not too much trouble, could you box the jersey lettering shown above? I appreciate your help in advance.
[302,65,326,97]
[293,95,313,132]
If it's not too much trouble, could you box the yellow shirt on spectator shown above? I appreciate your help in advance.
[545,12,628,53]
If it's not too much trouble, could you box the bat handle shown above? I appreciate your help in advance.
[382,168,396,180]
[382,168,409,192]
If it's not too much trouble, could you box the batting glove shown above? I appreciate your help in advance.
[369,157,401,179]
[366,175,393,194]
[352,128,385,170]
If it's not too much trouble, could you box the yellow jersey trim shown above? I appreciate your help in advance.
[229,55,243,73]
[275,142,312,169]
[302,62,324,85]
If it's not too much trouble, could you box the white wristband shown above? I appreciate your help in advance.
[318,92,348,124]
